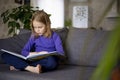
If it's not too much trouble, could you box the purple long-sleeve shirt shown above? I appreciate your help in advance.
[21,31,65,57]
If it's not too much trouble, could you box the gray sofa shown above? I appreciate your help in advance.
[0,27,111,80]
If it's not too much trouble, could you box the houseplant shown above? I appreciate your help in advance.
[91,0,120,80]
[1,5,38,35]
[64,19,72,28]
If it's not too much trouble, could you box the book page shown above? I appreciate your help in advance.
[1,49,26,60]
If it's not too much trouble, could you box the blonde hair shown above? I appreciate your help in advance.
[31,10,52,38]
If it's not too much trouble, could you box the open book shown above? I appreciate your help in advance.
[1,49,62,61]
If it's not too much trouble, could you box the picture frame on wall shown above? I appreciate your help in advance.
[72,6,88,28]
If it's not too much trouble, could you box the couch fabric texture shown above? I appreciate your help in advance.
[0,27,111,80]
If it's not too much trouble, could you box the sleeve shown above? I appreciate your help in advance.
[53,32,65,56]
[21,36,35,57]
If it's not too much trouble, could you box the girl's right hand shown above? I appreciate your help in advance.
[28,51,48,57]
[37,51,48,54]
[28,52,38,57]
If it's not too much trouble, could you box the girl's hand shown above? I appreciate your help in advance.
[27,51,48,57]
[28,52,38,57]
[37,51,48,54]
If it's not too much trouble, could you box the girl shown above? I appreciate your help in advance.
[1,10,65,74]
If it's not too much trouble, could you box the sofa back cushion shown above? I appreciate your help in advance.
[0,32,31,53]
[65,27,111,66]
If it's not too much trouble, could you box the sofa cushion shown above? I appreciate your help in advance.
[0,64,95,80]
[66,27,111,66]
[19,29,31,35]
[0,33,31,53]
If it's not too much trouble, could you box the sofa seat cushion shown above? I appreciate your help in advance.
[0,64,95,80]
[66,27,111,66]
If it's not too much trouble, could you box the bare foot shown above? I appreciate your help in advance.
[25,64,42,74]
[34,64,42,74]
[10,66,19,71]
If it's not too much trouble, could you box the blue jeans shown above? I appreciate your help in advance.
[1,53,59,72]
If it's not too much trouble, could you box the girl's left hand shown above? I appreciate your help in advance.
[38,51,48,54]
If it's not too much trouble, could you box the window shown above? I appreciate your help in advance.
[31,0,64,28]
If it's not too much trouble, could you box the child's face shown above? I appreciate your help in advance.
[33,20,46,36]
